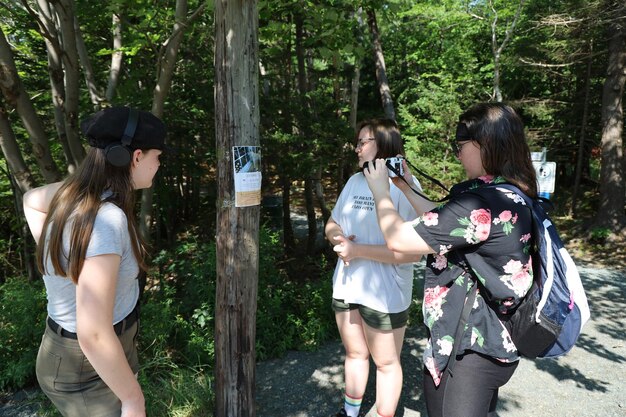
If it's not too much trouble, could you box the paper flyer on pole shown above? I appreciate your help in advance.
[232,146,262,207]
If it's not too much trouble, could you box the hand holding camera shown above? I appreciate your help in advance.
[363,157,393,198]
[362,156,405,178]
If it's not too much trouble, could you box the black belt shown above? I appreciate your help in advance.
[47,304,139,340]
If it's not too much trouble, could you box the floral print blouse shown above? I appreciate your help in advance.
[413,175,534,386]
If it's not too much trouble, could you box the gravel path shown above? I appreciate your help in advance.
[256,264,626,417]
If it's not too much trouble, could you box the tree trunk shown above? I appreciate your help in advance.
[139,0,204,241]
[106,12,123,102]
[366,8,395,121]
[493,52,502,102]
[0,103,35,193]
[281,177,295,253]
[214,1,259,416]
[595,19,626,230]
[340,8,363,197]
[570,41,593,218]
[0,104,37,282]
[279,19,295,252]
[294,12,319,253]
[489,0,525,102]
[340,60,360,195]
[35,0,77,172]
[54,0,85,164]
[349,62,360,132]
[5,171,39,282]
[74,14,103,109]
[304,178,317,254]
[314,166,331,226]
[0,27,62,183]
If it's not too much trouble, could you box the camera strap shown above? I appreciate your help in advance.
[389,159,450,203]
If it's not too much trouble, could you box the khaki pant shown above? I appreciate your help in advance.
[36,319,139,417]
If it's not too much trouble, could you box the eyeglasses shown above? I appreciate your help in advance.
[355,137,375,150]
[451,140,473,156]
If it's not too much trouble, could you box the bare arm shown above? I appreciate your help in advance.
[394,179,438,217]
[365,159,436,255]
[22,182,63,242]
[76,254,145,417]
[325,217,347,245]
[332,234,422,264]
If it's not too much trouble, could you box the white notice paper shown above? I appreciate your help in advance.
[232,146,262,207]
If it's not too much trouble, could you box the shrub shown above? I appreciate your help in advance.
[0,277,47,390]
[589,227,610,244]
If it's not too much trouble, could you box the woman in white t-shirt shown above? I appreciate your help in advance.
[325,119,422,417]
[23,106,165,417]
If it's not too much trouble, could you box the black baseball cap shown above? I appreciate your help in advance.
[81,106,167,150]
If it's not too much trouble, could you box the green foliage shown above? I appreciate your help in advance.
[589,227,610,244]
[0,162,27,282]
[141,236,216,368]
[0,278,47,390]
[144,227,336,364]
[256,260,336,360]
[139,358,214,417]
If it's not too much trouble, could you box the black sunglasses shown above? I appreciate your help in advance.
[451,140,473,156]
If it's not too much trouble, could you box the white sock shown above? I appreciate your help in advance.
[344,392,363,417]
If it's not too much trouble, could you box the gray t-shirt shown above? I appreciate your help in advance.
[43,202,140,332]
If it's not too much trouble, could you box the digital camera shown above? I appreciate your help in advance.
[363,157,404,178]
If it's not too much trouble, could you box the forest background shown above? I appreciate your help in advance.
[1,0,625,416]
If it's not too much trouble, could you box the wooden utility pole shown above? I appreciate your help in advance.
[214,1,260,416]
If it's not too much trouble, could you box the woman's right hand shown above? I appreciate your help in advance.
[363,158,391,198]
[332,234,357,266]
[121,396,146,417]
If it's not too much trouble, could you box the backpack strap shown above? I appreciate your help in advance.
[446,273,477,378]
[486,183,553,214]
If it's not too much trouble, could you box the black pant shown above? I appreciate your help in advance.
[423,352,519,417]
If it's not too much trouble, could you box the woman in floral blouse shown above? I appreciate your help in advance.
[364,103,538,417]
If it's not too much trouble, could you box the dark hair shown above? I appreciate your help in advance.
[355,118,404,159]
[459,103,538,198]
[36,147,148,283]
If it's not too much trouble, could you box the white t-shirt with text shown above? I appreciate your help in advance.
[331,173,419,313]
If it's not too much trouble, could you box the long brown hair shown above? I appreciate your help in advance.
[459,103,538,198]
[36,147,148,283]
[355,118,405,159]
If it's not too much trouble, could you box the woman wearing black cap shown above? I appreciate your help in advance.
[364,103,537,417]
[23,106,166,417]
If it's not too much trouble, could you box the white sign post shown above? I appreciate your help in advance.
[531,148,556,198]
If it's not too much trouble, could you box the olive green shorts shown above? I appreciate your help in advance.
[332,298,409,330]
[36,319,139,417]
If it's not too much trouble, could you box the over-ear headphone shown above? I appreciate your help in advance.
[104,108,139,167]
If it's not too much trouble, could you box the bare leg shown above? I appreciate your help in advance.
[336,310,370,409]
[363,322,406,416]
